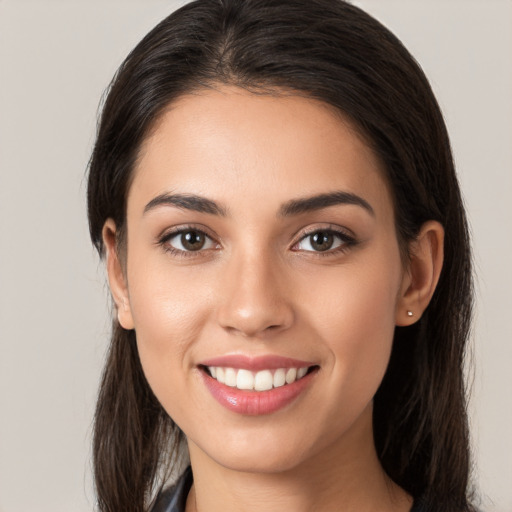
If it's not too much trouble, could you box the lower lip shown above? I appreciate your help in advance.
[199,368,317,416]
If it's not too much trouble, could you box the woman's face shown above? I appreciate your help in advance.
[112,86,410,473]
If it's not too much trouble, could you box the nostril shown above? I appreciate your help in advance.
[216,272,295,337]
[222,320,290,338]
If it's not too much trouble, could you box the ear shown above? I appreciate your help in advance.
[396,220,444,326]
[102,219,135,330]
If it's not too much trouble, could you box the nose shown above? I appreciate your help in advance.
[215,250,294,338]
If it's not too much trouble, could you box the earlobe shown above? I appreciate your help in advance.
[102,219,135,330]
[396,220,444,326]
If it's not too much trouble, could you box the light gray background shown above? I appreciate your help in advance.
[0,1,510,511]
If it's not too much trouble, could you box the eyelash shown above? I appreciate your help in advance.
[292,226,357,257]
[157,224,218,259]
[157,224,357,259]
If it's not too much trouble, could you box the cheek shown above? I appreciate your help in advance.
[311,251,400,330]
[128,248,213,332]
[125,256,213,396]
[306,255,401,396]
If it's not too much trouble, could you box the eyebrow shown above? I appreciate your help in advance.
[144,193,228,216]
[143,190,374,217]
[279,191,374,217]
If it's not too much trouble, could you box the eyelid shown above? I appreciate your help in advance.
[292,223,355,243]
[157,224,220,256]
[158,223,219,242]
[291,224,357,253]
[156,223,357,257]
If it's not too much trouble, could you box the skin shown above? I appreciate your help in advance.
[103,86,444,512]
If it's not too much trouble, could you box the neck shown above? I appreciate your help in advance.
[185,405,412,512]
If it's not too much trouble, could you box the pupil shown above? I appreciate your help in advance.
[182,231,205,251]
[311,232,333,251]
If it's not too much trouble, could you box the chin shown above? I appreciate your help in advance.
[189,428,312,474]
[212,447,306,474]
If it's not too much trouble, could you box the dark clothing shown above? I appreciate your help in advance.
[151,467,193,512]
[151,467,429,512]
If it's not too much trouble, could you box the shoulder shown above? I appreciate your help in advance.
[151,467,193,512]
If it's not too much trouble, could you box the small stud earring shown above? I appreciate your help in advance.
[407,310,413,317]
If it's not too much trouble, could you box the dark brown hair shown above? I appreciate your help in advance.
[87,1,474,511]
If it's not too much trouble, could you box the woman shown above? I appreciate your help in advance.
[87,1,476,511]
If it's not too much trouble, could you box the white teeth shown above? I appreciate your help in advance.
[273,368,286,388]
[216,367,225,384]
[285,367,297,384]
[297,367,308,379]
[224,368,237,387]
[254,370,273,391]
[206,365,311,391]
[236,369,254,390]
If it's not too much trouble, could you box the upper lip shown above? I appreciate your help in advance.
[198,354,316,371]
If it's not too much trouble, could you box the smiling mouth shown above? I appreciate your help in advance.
[199,365,318,392]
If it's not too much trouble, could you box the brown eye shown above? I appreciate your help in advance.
[163,229,216,253]
[309,232,334,252]
[295,229,354,254]
[181,231,206,251]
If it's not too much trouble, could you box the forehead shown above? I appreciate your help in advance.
[129,86,392,219]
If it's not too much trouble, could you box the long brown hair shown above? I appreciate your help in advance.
[87,1,475,511]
